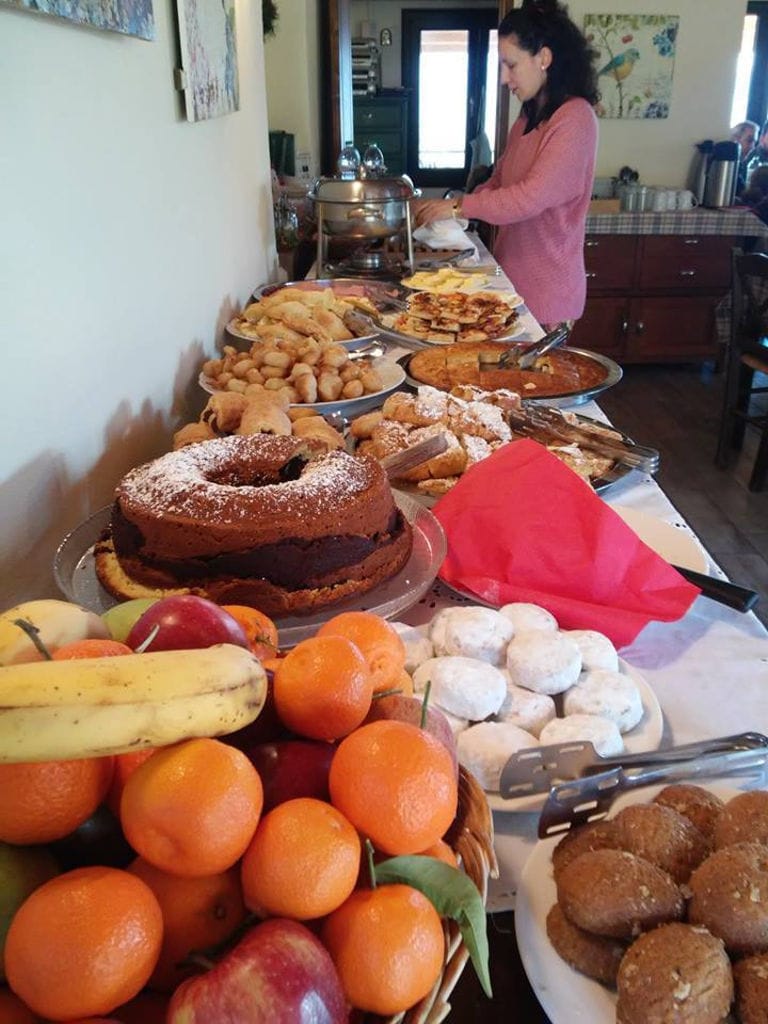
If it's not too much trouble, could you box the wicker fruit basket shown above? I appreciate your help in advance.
[366,766,498,1024]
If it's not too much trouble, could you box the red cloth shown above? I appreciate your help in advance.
[433,439,700,648]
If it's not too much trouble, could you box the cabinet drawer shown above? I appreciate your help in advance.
[353,100,405,131]
[583,235,637,291]
[638,236,736,290]
[627,296,718,360]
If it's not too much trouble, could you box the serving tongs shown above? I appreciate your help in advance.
[534,732,768,839]
[494,322,571,371]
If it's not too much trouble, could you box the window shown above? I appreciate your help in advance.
[732,2,768,129]
[402,8,498,189]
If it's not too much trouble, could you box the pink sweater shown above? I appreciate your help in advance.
[462,98,598,324]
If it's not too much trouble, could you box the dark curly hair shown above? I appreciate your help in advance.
[498,0,599,130]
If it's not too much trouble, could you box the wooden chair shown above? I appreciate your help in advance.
[715,248,768,491]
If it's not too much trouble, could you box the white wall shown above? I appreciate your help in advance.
[263,0,321,179]
[0,0,276,605]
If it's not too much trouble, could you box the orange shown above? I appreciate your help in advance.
[106,750,157,817]
[220,606,279,661]
[329,720,458,856]
[416,839,459,868]
[321,883,444,1015]
[317,611,406,694]
[273,635,373,741]
[120,738,263,877]
[0,758,115,845]
[0,986,39,1024]
[51,639,132,660]
[5,866,162,1022]
[393,667,414,697]
[127,858,247,993]
[241,798,360,921]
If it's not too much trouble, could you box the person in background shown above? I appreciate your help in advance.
[744,120,768,176]
[411,0,598,329]
[742,164,768,226]
[732,119,760,196]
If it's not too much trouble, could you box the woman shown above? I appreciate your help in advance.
[412,0,599,328]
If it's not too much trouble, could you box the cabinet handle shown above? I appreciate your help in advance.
[683,238,699,245]
[679,269,696,277]
[635,321,645,335]
[585,239,600,248]
[620,317,629,334]
[585,271,597,279]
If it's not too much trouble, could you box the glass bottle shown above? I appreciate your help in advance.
[362,142,386,178]
[336,141,360,180]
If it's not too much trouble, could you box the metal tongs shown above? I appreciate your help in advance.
[497,322,571,370]
[533,732,768,839]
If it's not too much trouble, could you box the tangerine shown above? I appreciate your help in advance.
[5,866,162,1022]
[273,635,373,741]
[51,639,132,660]
[0,986,39,1024]
[127,858,247,993]
[220,606,279,661]
[120,738,263,877]
[0,758,114,846]
[321,883,444,1015]
[317,611,406,694]
[241,798,360,920]
[416,839,459,868]
[106,750,157,817]
[329,720,457,855]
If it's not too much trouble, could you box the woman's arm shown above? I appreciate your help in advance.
[462,101,597,226]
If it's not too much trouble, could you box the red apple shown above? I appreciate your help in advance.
[167,918,348,1024]
[126,595,249,652]
[242,740,334,811]
[364,695,459,776]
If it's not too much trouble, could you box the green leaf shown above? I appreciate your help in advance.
[374,856,492,999]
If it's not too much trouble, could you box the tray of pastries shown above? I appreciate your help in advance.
[379,290,525,347]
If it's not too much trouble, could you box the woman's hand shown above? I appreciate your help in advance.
[411,198,457,227]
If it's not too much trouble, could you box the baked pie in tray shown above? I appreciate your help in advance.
[383,290,522,345]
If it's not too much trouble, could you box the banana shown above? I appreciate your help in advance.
[0,599,110,666]
[0,643,267,763]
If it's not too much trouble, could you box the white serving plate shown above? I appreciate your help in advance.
[514,783,742,1024]
[485,659,664,813]
[609,506,709,574]
[198,357,406,418]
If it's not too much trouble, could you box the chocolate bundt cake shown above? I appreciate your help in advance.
[95,435,413,617]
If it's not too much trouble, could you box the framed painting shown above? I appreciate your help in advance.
[585,13,679,119]
[0,0,154,39]
[176,0,239,122]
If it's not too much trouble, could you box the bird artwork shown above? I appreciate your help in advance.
[597,48,640,83]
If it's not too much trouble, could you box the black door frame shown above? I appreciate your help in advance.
[747,1,768,128]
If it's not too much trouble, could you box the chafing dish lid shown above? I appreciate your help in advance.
[308,175,420,203]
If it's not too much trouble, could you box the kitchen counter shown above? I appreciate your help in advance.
[586,205,768,240]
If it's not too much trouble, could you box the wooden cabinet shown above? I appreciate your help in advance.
[569,233,738,362]
[352,95,409,175]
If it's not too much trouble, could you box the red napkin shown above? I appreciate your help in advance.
[433,439,700,648]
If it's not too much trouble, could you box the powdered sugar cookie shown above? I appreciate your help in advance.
[390,622,434,674]
[539,713,624,757]
[457,721,538,791]
[499,602,558,634]
[566,630,619,673]
[563,669,643,733]
[441,607,515,666]
[496,682,556,737]
[505,631,582,695]
[412,656,507,721]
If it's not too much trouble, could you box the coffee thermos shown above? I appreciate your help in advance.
[701,140,740,208]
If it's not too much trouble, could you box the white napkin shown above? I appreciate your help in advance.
[412,218,478,257]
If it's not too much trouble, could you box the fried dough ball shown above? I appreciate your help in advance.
[546,902,626,987]
[556,849,684,940]
[652,784,724,842]
[734,952,768,1024]
[714,790,768,850]
[551,819,622,885]
[615,923,732,1024]
[688,840,768,955]
[611,803,710,884]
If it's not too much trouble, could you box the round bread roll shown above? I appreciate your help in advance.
[390,621,434,674]
[539,714,624,758]
[546,902,626,987]
[611,803,710,884]
[616,923,733,1024]
[688,840,768,955]
[440,607,514,666]
[562,668,643,734]
[551,820,622,885]
[652,784,724,842]
[556,849,685,940]
[565,629,619,672]
[495,680,556,737]
[505,631,582,695]
[456,721,537,791]
[412,656,507,721]
[498,602,558,634]
[714,790,768,850]
[734,952,768,1024]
